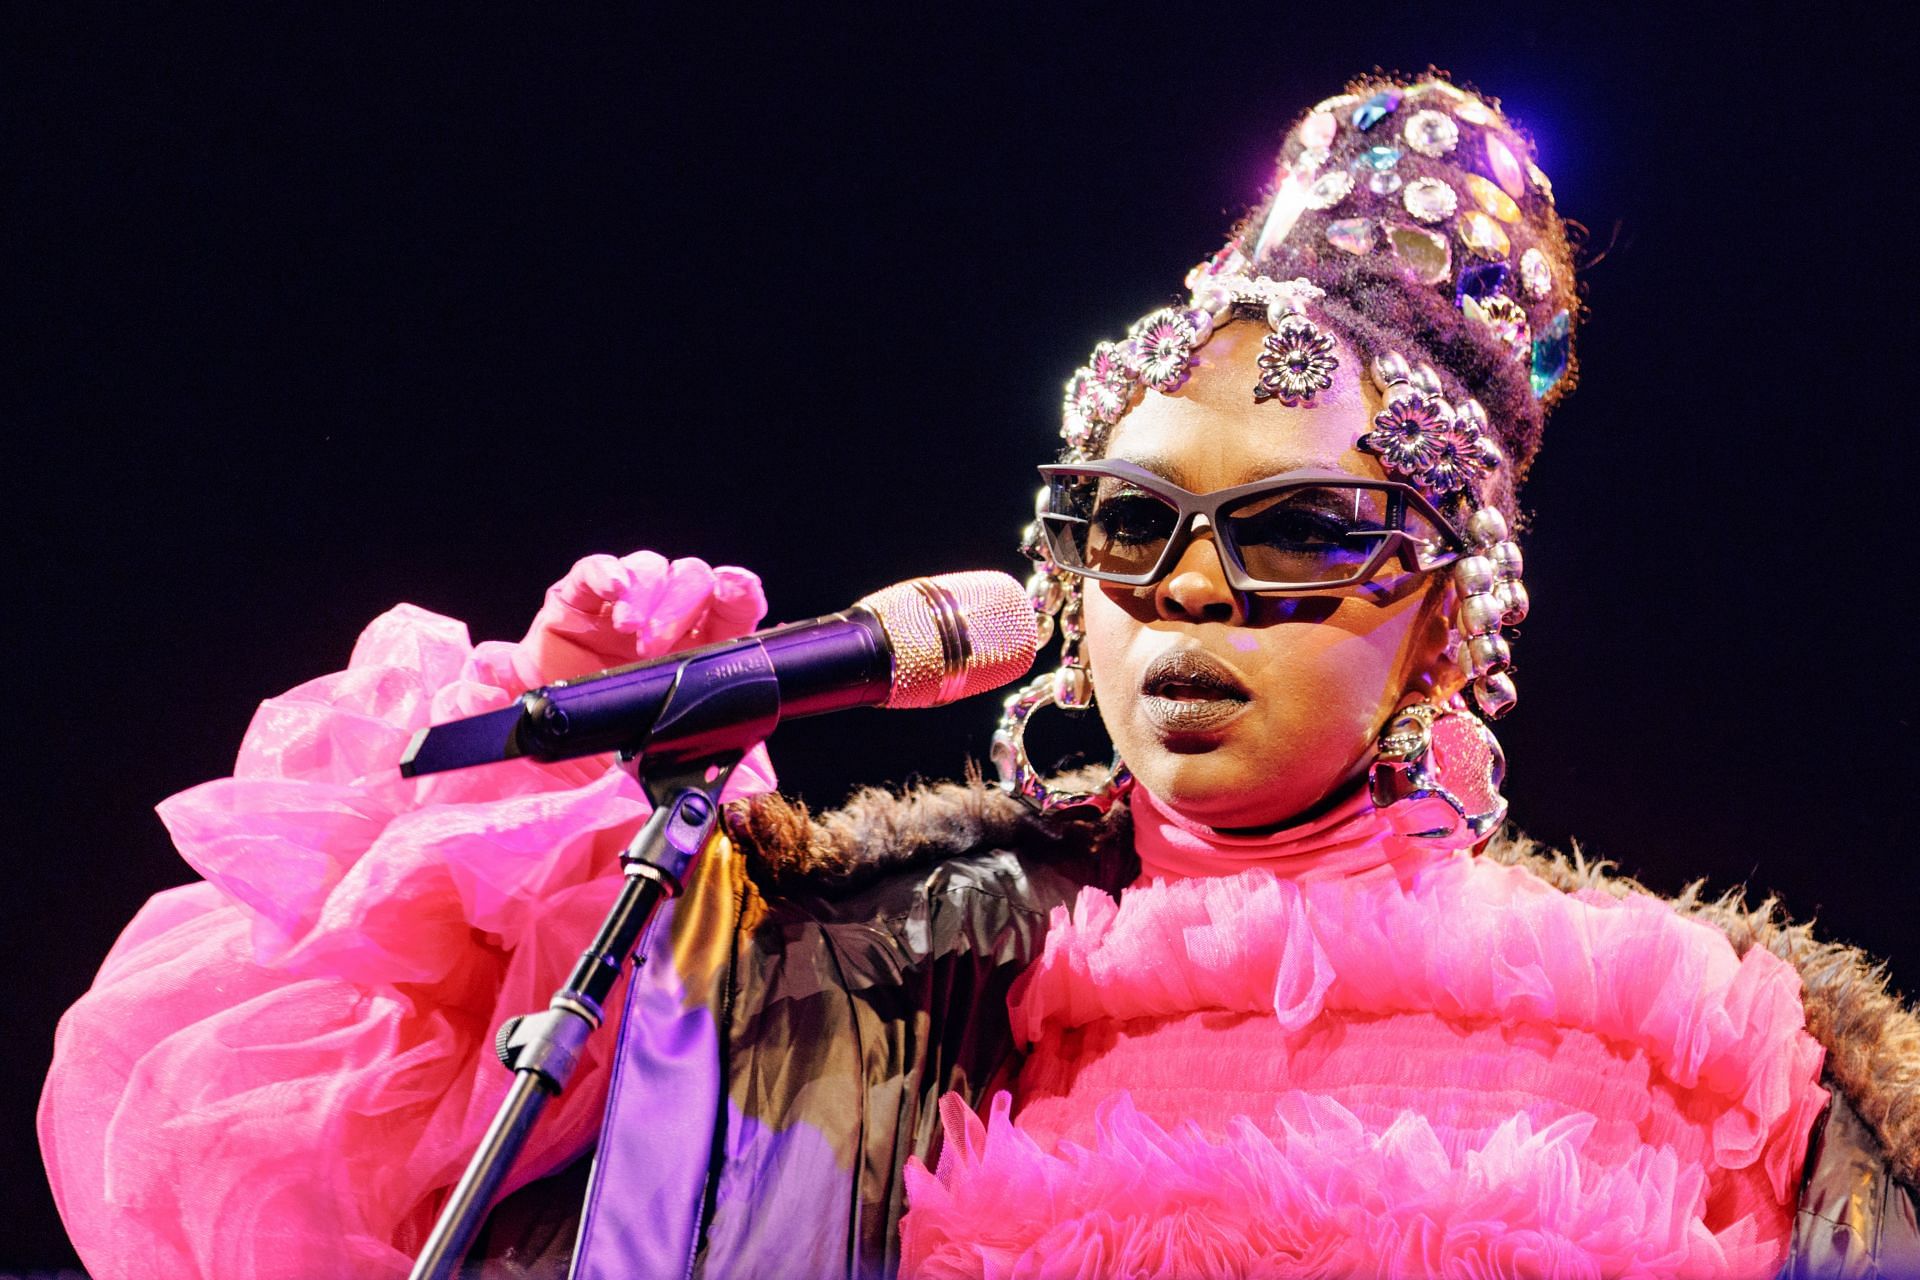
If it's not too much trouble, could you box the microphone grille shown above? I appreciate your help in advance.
[857,571,1039,709]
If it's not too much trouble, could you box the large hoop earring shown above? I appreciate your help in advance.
[1368,698,1507,839]
[994,558,1131,814]
[992,672,1133,814]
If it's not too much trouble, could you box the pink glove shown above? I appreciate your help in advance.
[511,550,769,688]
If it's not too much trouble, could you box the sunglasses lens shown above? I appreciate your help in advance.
[1043,473,1178,580]
[1223,485,1393,585]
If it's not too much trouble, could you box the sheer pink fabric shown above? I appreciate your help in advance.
[902,851,1829,1279]
[40,557,774,1280]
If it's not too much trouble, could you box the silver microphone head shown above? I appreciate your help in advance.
[856,571,1039,709]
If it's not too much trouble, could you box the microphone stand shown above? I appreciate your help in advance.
[407,753,740,1280]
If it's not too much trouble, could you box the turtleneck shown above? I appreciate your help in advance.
[1128,777,1479,884]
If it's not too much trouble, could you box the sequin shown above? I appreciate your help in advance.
[1455,261,1510,307]
[1355,146,1402,172]
[1485,135,1526,198]
[1368,171,1403,195]
[1464,173,1520,222]
[1351,90,1402,132]
[1387,223,1452,285]
[1325,218,1375,255]
[1401,177,1457,224]
[1530,310,1571,398]
[1458,211,1511,259]
[1519,247,1553,298]
[1306,169,1355,210]
[1299,111,1337,150]
[1402,109,1460,157]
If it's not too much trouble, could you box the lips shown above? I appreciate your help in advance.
[1139,649,1252,735]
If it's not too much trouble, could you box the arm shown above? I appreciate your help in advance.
[38,552,775,1280]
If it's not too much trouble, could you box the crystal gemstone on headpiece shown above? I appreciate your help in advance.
[1325,217,1375,255]
[1401,177,1458,224]
[1455,261,1509,308]
[1462,293,1531,362]
[1306,169,1355,210]
[1485,135,1526,199]
[1355,146,1402,172]
[1458,210,1512,259]
[1530,310,1571,398]
[1351,89,1402,131]
[1402,109,1460,157]
[1519,247,1553,298]
[1387,223,1452,284]
[1299,110,1338,150]
[1464,173,1521,223]
[1454,97,1495,126]
[1368,170,1403,195]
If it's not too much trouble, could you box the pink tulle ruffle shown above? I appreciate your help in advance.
[40,602,773,1280]
[902,857,1828,1279]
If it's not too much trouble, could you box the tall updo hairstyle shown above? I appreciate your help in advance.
[1000,72,1583,809]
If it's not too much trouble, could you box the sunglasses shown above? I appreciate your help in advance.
[1036,459,1467,593]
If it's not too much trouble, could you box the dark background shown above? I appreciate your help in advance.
[5,6,1909,1271]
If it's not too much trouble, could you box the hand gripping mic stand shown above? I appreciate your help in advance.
[407,651,782,1280]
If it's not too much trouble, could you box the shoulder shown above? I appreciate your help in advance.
[722,770,1136,905]
[1483,831,1920,1188]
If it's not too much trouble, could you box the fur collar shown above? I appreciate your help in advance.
[723,778,1920,1185]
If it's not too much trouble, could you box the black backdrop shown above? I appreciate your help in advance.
[6,7,1910,1271]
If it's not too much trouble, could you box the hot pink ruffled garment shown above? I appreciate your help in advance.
[901,846,1829,1278]
[39,602,772,1280]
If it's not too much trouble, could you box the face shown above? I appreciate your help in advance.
[1084,321,1455,830]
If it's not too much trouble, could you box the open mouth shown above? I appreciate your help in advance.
[1140,650,1251,735]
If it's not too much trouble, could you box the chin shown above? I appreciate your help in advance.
[1129,747,1331,831]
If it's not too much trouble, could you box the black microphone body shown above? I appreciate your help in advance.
[398,572,1035,778]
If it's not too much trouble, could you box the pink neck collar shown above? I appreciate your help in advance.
[1129,780,1477,885]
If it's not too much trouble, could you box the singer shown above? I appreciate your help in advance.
[39,71,1920,1279]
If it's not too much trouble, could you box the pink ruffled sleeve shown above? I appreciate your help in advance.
[40,589,774,1279]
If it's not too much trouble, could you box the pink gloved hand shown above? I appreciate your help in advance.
[512,550,770,688]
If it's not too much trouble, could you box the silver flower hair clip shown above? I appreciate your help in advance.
[1359,352,1526,718]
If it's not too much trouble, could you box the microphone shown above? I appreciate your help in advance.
[398,571,1039,778]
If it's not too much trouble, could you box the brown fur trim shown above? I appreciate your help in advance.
[727,779,1920,1182]
[1482,832,1920,1186]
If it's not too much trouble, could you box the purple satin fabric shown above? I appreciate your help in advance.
[574,898,721,1280]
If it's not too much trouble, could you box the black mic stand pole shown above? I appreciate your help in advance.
[407,753,740,1280]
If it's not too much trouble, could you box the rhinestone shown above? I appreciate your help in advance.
[1293,146,1330,174]
[1351,89,1402,132]
[1485,135,1526,198]
[1530,310,1571,398]
[1401,177,1457,223]
[1463,173,1521,222]
[1461,292,1531,360]
[1458,210,1511,259]
[1387,223,1451,285]
[1455,98,1495,126]
[1306,169,1355,210]
[1519,247,1553,298]
[1299,110,1337,150]
[1455,260,1510,306]
[1254,172,1312,259]
[1368,170,1404,195]
[1354,145,1402,172]
[1528,162,1554,199]
[1325,217,1375,255]
[1402,109,1460,157]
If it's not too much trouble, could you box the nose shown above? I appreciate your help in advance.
[1155,525,1243,624]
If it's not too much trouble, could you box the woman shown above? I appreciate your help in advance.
[40,73,1920,1278]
